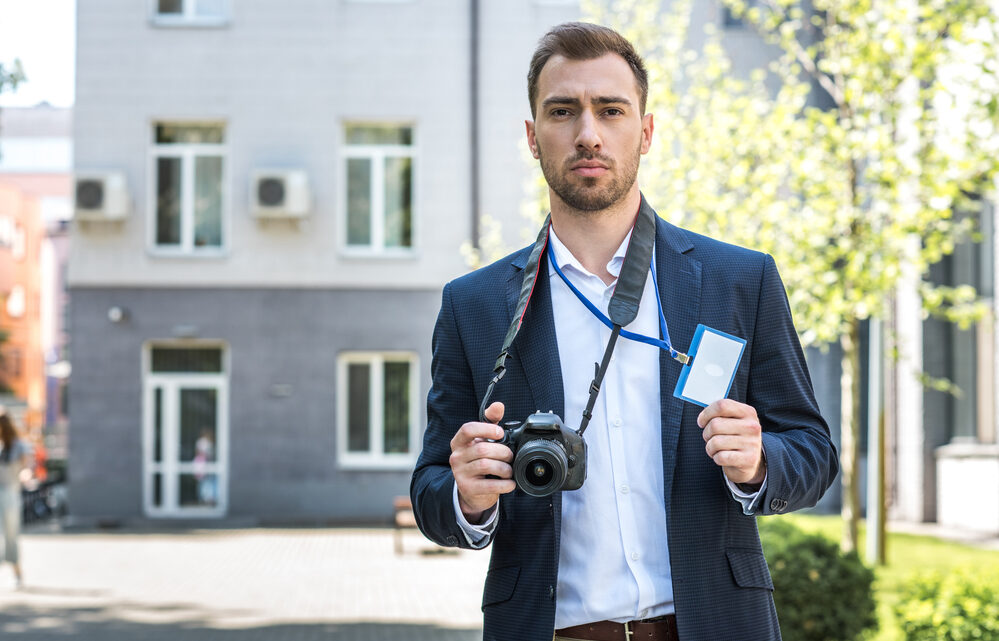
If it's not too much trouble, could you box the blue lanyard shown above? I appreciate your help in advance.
[547,241,690,364]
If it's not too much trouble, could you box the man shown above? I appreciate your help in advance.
[411,22,838,641]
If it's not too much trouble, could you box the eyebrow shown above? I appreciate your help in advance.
[541,96,633,109]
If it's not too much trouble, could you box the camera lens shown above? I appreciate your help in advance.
[513,439,568,497]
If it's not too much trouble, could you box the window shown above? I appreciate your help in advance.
[153,0,230,25]
[5,285,25,318]
[337,352,419,468]
[11,222,25,261]
[342,124,415,253]
[150,123,226,254]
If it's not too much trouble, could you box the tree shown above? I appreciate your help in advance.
[0,58,27,156]
[581,0,999,552]
[0,58,26,97]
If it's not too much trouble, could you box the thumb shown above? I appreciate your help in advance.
[483,401,505,425]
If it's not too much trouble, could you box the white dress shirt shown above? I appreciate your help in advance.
[453,226,764,627]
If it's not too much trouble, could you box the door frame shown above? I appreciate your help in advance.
[141,342,229,518]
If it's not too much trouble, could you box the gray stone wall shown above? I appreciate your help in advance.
[68,286,441,523]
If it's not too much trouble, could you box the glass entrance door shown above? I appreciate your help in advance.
[144,347,227,517]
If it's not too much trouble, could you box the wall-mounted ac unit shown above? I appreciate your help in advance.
[74,172,129,221]
[251,170,310,219]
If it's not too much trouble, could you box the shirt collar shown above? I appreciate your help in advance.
[547,225,633,280]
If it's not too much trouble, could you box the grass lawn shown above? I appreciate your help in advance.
[766,513,999,641]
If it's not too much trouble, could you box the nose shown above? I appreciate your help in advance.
[574,110,601,153]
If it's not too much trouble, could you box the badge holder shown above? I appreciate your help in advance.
[673,324,746,407]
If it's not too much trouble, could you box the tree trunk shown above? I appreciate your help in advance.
[840,319,862,553]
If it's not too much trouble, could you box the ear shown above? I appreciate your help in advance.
[525,120,540,159]
[640,113,654,155]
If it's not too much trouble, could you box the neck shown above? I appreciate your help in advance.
[549,185,641,284]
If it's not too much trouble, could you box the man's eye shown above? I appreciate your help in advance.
[551,108,571,117]
[604,108,624,116]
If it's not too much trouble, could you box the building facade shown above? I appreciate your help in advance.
[0,104,73,439]
[70,0,579,524]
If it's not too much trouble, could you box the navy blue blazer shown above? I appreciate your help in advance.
[412,201,838,641]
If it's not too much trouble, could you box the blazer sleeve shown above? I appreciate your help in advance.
[748,254,839,515]
[410,282,482,549]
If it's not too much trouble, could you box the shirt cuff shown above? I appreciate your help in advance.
[452,483,499,548]
[726,472,768,516]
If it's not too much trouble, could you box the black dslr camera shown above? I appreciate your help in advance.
[495,412,586,497]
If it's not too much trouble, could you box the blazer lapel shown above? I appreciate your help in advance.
[654,215,702,522]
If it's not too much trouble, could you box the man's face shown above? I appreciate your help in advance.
[526,52,653,213]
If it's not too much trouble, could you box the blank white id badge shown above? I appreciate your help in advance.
[673,324,746,407]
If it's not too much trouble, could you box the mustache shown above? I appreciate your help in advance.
[564,151,614,166]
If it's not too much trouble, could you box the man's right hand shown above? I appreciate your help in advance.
[450,401,516,524]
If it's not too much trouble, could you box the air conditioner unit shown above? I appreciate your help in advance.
[251,170,310,219]
[74,172,130,221]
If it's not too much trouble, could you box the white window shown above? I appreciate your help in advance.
[337,352,419,469]
[342,124,415,254]
[152,0,230,26]
[143,344,229,517]
[149,123,227,254]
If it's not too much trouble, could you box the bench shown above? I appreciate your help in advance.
[393,495,417,554]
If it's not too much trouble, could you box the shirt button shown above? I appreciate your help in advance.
[613,418,622,427]
[620,485,630,494]
[631,551,640,561]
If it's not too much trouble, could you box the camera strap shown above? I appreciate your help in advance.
[479,197,686,434]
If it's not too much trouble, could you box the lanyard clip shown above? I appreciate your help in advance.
[672,351,691,366]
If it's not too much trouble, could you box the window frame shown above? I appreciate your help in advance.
[147,121,229,257]
[339,122,418,257]
[336,351,420,470]
[150,0,232,28]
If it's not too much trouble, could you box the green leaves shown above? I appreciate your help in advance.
[0,58,26,95]
[896,567,999,641]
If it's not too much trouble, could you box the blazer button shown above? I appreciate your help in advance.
[445,535,458,546]
[548,585,555,600]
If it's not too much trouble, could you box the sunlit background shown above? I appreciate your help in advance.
[0,1,997,640]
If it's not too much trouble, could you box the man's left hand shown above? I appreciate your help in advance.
[698,399,766,487]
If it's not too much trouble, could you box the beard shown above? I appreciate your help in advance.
[537,139,642,213]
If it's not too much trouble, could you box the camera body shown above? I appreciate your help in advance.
[496,411,586,497]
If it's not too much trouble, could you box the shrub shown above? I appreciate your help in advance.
[895,566,999,641]
[758,518,878,641]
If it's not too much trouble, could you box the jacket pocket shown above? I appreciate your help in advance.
[481,565,521,609]
[726,549,774,590]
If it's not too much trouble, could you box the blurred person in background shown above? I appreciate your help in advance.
[30,428,48,484]
[0,408,33,589]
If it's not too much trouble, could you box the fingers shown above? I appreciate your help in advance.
[450,420,504,450]
[449,439,514,468]
[701,416,761,442]
[482,401,505,424]
[450,408,516,518]
[698,399,765,485]
[697,398,756,428]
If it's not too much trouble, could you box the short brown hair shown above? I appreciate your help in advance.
[527,22,648,118]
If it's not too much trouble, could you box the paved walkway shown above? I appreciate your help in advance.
[0,526,489,640]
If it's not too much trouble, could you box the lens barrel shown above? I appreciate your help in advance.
[513,438,569,497]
